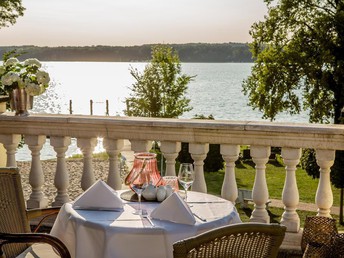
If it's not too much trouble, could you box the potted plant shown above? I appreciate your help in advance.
[0,56,50,116]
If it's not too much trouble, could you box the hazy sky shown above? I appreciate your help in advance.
[0,0,268,47]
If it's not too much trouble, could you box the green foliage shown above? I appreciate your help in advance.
[125,45,194,118]
[300,149,320,179]
[242,0,344,220]
[332,150,344,188]
[0,0,25,28]
[243,0,344,123]
[177,143,193,165]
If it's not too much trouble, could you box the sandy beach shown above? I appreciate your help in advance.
[18,159,126,205]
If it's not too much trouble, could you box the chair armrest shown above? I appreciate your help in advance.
[26,207,61,233]
[27,207,61,220]
[0,232,70,258]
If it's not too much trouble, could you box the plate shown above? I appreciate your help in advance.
[120,190,186,202]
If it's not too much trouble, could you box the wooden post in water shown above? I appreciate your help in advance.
[106,100,109,116]
[69,100,73,114]
[90,99,93,115]
[126,99,129,115]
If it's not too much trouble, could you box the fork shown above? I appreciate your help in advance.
[141,211,155,227]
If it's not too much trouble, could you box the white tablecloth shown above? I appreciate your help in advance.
[51,191,241,258]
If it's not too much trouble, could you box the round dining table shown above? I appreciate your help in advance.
[50,190,242,258]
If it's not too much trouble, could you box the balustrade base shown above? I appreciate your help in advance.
[281,219,300,233]
[278,230,303,257]
[27,198,49,209]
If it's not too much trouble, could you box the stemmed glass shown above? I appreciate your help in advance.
[130,173,149,215]
[177,163,195,201]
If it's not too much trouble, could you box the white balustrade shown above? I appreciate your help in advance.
[1,112,344,245]
[315,149,335,217]
[281,147,301,232]
[220,144,240,203]
[189,143,209,193]
[0,134,21,167]
[250,145,270,223]
[25,135,48,208]
[51,136,71,206]
[103,138,124,190]
[160,141,181,176]
[77,137,97,191]
[130,140,152,153]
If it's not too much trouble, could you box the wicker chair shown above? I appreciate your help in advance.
[0,167,70,258]
[173,223,286,258]
[301,216,343,258]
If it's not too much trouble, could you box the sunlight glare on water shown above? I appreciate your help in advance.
[17,62,309,161]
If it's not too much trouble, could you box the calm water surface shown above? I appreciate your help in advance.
[33,62,309,122]
[17,62,309,160]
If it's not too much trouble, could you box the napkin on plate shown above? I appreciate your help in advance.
[150,192,196,225]
[72,180,123,210]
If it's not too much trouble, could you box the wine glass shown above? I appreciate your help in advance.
[177,163,195,201]
[130,173,149,215]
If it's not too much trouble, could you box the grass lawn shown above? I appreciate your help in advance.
[205,159,341,207]
[236,204,344,231]
[204,159,344,231]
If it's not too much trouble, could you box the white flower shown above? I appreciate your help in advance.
[36,70,50,84]
[4,57,19,67]
[1,72,21,86]
[0,57,50,97]
[25,82,42,96]
[24,58,41,68]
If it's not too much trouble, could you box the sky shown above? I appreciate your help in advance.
[0,0,268,47]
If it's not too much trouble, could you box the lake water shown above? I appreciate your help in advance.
[33,62,309,122]
[16,62,310,160]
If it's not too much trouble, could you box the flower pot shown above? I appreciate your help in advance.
[9,88,33,116]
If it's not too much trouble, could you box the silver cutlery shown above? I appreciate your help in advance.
[192,212,207,222]
[141,210,155,227]
[143,214,155,227]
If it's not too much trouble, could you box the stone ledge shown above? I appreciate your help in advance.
[278,230,303,258]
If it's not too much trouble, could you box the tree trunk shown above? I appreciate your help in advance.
[340,188,344,225]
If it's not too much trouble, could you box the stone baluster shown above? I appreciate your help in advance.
[50,136,71,206]
[315,149,335,217]
[160,141,181,176]
[220,144,240,202]
[0,134,21,167]
[189,143,209,193]
[77,138,97,191]
[103,138,124,190]
[281,147,301,232]
[26,135,48,208]
[250,145,270,223]
[130,140,152,153]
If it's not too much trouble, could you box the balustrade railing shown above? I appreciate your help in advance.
[1,112,344,235]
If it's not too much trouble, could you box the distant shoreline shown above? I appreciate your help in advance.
[0,43,254,63]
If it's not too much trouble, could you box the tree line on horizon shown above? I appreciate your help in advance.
[0,43,253,63]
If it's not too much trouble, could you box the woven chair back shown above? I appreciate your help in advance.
[0,167,31,258]
[301,216,338,258]
[173,223,286,258]
[333,233,344,258]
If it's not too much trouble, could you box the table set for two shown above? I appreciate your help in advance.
[50,153,242,258]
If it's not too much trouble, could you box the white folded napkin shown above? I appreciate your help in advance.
[150,192,196,225]
[72,180,123,210]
